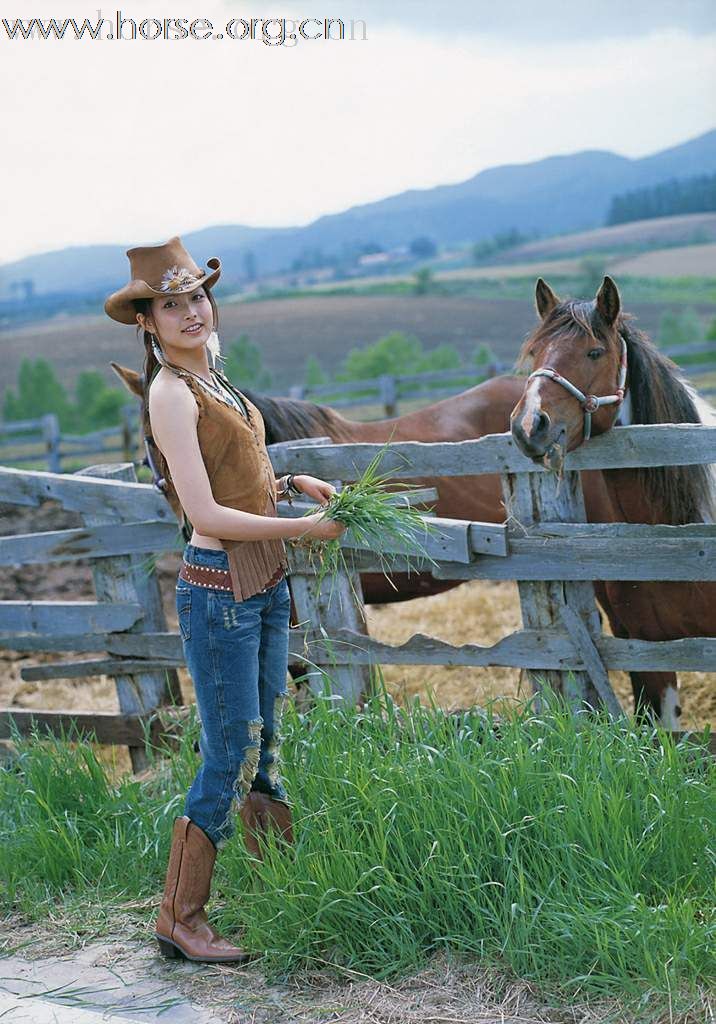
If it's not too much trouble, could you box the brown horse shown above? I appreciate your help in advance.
[510,276,716,729]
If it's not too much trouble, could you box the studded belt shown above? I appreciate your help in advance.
[178,559,285,595]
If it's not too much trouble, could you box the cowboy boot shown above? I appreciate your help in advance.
[239,791,294,861]
[154,816,253,963]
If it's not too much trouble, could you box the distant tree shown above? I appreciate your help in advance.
[416,343,461,372]
[409,236,437,259]
[706,318,716,341]
[223,334,273,390]
[413,267,433,295]
[80,388,127,430]
[473,342,498,367]
[337,332,460,381]
[658,308,704,348]
[337,332,424,381]
[607,172,716,226]
[72,370,127,431]
[471,228,528,264]
[304,354,328,388]
[3,358,72,426]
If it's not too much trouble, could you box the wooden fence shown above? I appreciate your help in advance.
[1,423,714,769]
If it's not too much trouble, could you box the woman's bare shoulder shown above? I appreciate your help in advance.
[148,368,199,455]
[149,367,198,411]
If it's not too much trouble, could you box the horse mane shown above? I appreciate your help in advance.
[516,300,714,524]
[239,388,337,445]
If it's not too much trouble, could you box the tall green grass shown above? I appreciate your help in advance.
[1,685,713,1017]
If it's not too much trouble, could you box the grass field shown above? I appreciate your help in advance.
[1,687,713,1023]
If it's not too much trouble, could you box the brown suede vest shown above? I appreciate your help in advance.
[152,365,289,601]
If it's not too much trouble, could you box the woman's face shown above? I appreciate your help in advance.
[138,286,214,352]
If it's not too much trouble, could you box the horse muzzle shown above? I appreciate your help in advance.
[511,408,565,461]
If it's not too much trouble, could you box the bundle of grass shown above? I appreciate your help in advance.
[290,440,443,606]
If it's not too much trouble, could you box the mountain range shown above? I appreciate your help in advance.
[2,128,715,300]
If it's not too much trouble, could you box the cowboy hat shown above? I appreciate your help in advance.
[104,235,221,325]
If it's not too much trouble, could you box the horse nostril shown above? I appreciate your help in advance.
[534,410,550,437]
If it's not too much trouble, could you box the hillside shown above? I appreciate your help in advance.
[1,128,715,306]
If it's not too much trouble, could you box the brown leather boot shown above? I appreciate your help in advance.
[239,792,294,861]
[154,816,252,963]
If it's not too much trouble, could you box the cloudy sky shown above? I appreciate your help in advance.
[1,0,714,263]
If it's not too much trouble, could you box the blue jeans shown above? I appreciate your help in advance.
[176,543,292,850]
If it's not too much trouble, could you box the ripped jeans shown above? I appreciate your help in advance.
[176,543,292,850]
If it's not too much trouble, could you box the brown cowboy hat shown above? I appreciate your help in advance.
[104,235,221,325]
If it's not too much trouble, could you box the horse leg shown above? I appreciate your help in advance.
[627,671,681,729]
[599,582,682,730]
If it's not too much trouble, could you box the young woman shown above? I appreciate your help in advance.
[104,237,345,964]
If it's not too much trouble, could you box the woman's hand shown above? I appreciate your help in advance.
[294,475,336,507]
[295,512,346,541]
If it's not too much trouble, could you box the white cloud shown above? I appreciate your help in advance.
[1,1,714,262]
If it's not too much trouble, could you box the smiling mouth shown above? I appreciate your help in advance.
[183,324,204,334]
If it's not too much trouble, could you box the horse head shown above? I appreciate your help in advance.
[510,276,626,471]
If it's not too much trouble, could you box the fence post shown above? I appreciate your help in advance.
[42,413,61,473]
[76,462,183,772]
[501,467,608,713]
[380,375,398,417]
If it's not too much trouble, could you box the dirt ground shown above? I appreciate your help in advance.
[1,920,667,1024]
[1,499,713,782]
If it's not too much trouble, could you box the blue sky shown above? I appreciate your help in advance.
[1,0,714,263]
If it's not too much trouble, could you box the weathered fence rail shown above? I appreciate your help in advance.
[0,422,714,767]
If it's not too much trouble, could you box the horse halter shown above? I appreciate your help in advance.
[526,335,628,441]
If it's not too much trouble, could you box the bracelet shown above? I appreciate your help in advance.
[286,473,302,496]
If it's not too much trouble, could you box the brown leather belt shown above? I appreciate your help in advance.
[178,559,285,595]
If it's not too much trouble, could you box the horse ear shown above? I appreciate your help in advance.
[596,276,620,326]
[535,278,559,320]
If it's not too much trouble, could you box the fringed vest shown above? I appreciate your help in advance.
[152,366,289,601]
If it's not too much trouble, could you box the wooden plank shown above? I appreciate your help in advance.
[0,521,180,565]
[502,468,602,710]
[0,601,143,634]
[268,425,716,479]
[446,536,716,581]
[296,626,716,673]
[559,606,626,721]
[468,521,508,556]
[0,631,183,656]
[20,658,183,681]
[77,463,183,773]
[286,543,716,582]
[2,626,713,673]
[0,465,172,520]
[0,708,186,747]
[14,517,714,578]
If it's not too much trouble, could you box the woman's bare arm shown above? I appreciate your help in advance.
[149,375,327,542]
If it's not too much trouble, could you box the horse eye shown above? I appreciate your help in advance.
[587,348,605,360]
